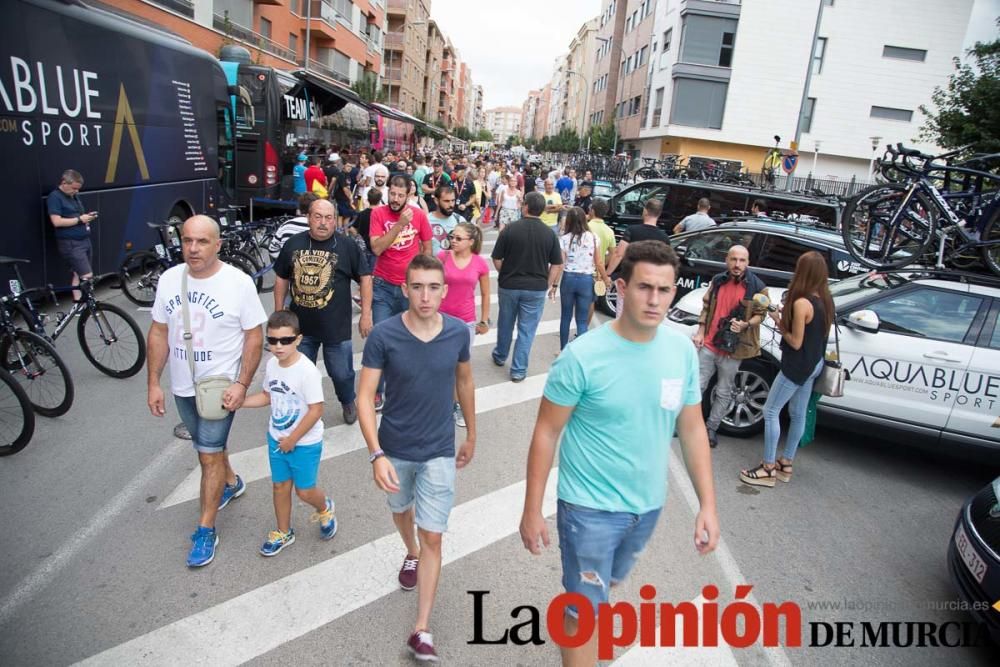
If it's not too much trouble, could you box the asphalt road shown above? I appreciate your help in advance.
[1,231,998,666]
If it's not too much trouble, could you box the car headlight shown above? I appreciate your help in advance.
[668,307,699,325]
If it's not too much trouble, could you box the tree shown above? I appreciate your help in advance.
[585,121,616,155]
[350,72,386,103]
[919,24,1000,154]
[505,134,518,148]
[475,129,494,142]
[453,126,473,141]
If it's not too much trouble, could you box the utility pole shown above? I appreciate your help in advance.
[786,0,825,190]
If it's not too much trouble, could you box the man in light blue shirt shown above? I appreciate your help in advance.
[519,240,720,666]
[292,153,308,194]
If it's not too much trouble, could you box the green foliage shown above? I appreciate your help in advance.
[535,127,581,153]
[504,134,518,148]
[350,72,386,103]
[919,24,1000,154]
[585,121,616,155]
[453,126,473,141]
[475,129,495,142]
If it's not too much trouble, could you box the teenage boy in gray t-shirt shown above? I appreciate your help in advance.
[358,254,476,663]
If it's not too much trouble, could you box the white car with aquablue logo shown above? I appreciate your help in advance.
[664,269,1000,458]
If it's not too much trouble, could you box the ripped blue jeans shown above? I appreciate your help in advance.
[557,499,662,618]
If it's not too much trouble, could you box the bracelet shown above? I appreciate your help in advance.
[369,449,385,464]
[234,380,248,389]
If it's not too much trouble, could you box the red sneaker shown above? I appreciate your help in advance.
[407,630,439,662]
[398,554,419,591]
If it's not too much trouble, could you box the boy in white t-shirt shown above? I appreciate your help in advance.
[242,310,337,556]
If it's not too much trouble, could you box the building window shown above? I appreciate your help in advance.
[652,87,664,126]
[812,37,827,75]
[214,0,252,28]
[670,78,727,129]
[719,32,735,67]
[639,45,648,67]
[289,32,298,56]
[823,0,834,5]
[802,97,816,133]
[626,16,632,32]
[883,45,927,62]
[260,17,271,40]
[679,15,738,67]
[629,96,641,116]
[871,105,913,122]
[663,28,672,52]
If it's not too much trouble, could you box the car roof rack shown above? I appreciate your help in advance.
[649,177,844,203]
[880,267,1000,289]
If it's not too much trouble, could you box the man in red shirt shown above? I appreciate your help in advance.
[304,157,327,195]
[692,245,768,448]
[369,174,434,409]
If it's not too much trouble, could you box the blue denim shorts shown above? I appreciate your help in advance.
[557,499,662,618]
[174,395,235,454]
[385,455,456,533]
[267,434,322,488]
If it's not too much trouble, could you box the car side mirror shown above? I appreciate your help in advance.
[847,309,879,333]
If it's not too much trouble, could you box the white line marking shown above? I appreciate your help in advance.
[352,294,498,323]
[0,440,190,627]
[612,596,739,666]
[78,474,559,666]
[159,374,549,509]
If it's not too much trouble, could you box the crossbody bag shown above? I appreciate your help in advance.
[181,267,233,420]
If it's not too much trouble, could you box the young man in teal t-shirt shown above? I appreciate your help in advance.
[520,240,720,666]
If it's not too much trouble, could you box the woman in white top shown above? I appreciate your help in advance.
[497,174,522,232]
[556,206,610,349]
[406,177,429,213]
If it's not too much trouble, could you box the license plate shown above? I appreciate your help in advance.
[154,244,166,258]
[9,279,21,295]
[955,524,988,584]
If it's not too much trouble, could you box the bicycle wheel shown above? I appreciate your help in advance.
[245,240,276,293]
[0,329,74,417]
[77,302,147,378]
[979,206,1000,277]
[119,251,167,307]
[0,367,34,456]
[222,253,261,291]
[632,167,659,184]
[841,184,936,270]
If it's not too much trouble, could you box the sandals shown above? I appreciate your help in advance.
[775,459,793,483]
[739,463,776,488]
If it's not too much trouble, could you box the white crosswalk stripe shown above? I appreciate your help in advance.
[159,373,548,509]
[77,474,560,666]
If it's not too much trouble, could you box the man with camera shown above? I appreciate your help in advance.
[692,245,768,448]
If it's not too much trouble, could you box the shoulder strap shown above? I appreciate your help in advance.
[180,267,197,383]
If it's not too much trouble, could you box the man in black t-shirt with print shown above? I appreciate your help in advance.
[605,197,669,276]
[274,199,373,424]
[490,191,564,382]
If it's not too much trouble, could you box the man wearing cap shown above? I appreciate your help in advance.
[452,164,476,222]
[422,159,452,214]
[293,153,308,195]
[575,181,594,215]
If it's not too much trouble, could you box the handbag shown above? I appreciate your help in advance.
[814,322,849,398]
[594,277,607,297]
[181,268,232,420]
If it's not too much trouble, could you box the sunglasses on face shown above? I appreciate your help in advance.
[266,335,299,346]
[447,234,470,241]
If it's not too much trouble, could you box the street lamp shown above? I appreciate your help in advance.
[868,136,882,182]
[566,69,589,151]
[811,140,821,179]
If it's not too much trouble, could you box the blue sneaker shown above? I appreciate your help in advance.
[260,529,295,557]
[187,526,218,567]
[312,498,338,540]
[218,475,246,510]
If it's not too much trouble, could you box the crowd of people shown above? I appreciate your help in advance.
[138,145,832,664]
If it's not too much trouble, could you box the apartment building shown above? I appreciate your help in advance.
[438,39,457,128]
[471,85,484,133]
[423,19,444,122]
[521,90,541,140]
[638,0,989,180]
[566,18,599,137]
[589,0,626,131]
[485,107,522,143]
[546,55,569,137]
[532,85,551,141]
[382,0,429,115]
[455,61,471,130]
[107,0,385,86]
[615,0,656,143]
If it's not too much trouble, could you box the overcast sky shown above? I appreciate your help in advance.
[428,0,602,110]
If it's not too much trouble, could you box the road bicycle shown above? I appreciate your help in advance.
[632,155,683,182]
[0,366,34,456]
[841,143,1000,275]
[4,256,145,379]
[761,135,784,189]
[0,258,74,416]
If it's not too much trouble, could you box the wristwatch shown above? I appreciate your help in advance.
[369,449,385,464]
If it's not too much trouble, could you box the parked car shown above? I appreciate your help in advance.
[664,269,1000,454]
[597,218,868,316]
[949,476,1000,645]
[591,179,618,200]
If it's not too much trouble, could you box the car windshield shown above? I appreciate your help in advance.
[829,272,907,309]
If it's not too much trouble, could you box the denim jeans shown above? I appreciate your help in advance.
[559,272,594,349]
[557,499,662,618]
[763,359,824,463]
[298,336,356,405]
[492,288,547,379]
[385,455,456,533]
[174,395,235,454]
[371,276,409,394]
[698,347,742,432]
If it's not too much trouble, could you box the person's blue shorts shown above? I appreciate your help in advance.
[174,395,235,454]
[337,200,355,217]
[267,434,323,489]
[385,455,456,533]
[557,499,662,618]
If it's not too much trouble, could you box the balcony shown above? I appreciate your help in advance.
[384,66,402,81]
[387,0,406,16]
[384,31,404,49]
[309,1,352,32]
[304,59,351,85]
[680,0,741,18]
[213,13,298,61]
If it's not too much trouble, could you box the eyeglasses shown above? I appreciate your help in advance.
[266,335,299,346]
[447,234,471,242]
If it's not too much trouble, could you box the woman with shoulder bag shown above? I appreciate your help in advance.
[740,251,834,488]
